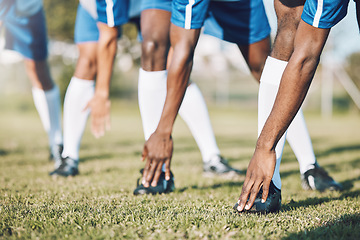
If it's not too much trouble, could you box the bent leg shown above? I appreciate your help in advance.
[138,9,172,140]
[27,59,63,155]
[62,42,97,160]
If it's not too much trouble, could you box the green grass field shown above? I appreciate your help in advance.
[1,97,360,239]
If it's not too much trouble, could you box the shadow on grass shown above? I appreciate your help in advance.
[281,189,360,212]
[176,181,244,193]
[279,156,360,183]
[80,150,142,163]
[0,149,8,156]
[282,213,360,240]
[80,153,115,163]
[315,144,360,159]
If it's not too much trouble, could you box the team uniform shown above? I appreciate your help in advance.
[75,0,140,43]
[52,0,139,177]
[301,0,351,29]
[0,0,64,164]
[0,0,47,60]
[141,0,271,45]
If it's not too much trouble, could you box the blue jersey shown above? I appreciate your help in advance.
[75,0,140,43]
[79,0,129,27]
[302,0,350,29]
[141,0,270,45]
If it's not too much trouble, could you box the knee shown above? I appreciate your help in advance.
[247,51,267,81]
[142,38,168,60]
[75,55,97,79]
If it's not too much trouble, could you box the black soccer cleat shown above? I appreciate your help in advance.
[50,156,79,177]
[203,155,244,178]
[233,181,281,214]
[49,144,63,165]
[301,164,343,191]
[133,169,175,195]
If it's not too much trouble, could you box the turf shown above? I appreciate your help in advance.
[1,97,360,239]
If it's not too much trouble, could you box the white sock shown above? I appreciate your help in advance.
[138,68,168,172]
[138,68,167,140]
[258,56,288,190]
[179,83,220,162]
[286,109,316,174]
[32,85,63,148]
[62,77,95,160]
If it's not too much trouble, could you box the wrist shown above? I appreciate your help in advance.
[255,137,276,152]
[155,126,172,138]
[94,89,109,99]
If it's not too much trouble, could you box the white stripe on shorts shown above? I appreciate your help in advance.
[185,0,195,29]
[313,0,324,28]
[105,0,115,27]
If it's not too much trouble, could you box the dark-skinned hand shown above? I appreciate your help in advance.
[236,146,276,212]
[141,131,173,187]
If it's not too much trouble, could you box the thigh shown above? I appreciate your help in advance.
[238,37,271,81]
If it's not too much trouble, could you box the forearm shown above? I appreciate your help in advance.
[257,21,329,152]
[256,58,315,151]
[156,53,193,135]
[155,24,200,136]
[96,25,118,98]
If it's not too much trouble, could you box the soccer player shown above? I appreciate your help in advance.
[135,0,271,195]
[134,0,246,195]
[135,0,342,196]
[50,0,130,177]
[0,0,63,163]
[235,0,352,213]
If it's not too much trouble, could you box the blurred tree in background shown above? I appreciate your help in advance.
[43,0,77,41]
[43,1,139,41]
[42,1,141,101]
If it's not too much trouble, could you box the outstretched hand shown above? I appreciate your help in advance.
[84,94,111,138]
[236,147,276,212]
[142,131,173,187]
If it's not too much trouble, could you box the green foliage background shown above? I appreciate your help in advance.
[43,0,77,41]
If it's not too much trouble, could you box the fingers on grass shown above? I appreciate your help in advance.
[143,159,151,187]
[245,181,261,210]
[146,159,157,185]
[238,179,253,212]
[165,159,171,181]
[151,163,163,187]
[261,179,271,203]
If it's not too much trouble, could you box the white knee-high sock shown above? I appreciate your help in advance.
[286,109,316,174]
[62,77,95,160]
[258,56,288,190]
[32,85,63,148]
[138,68,167,141]
[179,83,220,162]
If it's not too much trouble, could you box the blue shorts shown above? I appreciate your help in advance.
[75,0,143,44]
[141,0,270,45]
[302,0,350,29]
[203,0,270,45]
[141,0,172,12]
[79,0,129,27]
[75,4,103,43]
[0,0,47,61]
